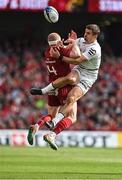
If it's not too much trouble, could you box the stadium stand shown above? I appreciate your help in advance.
[0,38,122,131]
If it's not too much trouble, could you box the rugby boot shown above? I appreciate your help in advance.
[30,87,42,95]
[27,124,39,145]
[43,132,58,150]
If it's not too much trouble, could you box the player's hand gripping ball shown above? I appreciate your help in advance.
[44,6,59,23]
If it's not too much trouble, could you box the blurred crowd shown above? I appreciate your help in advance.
[0,38,122,131]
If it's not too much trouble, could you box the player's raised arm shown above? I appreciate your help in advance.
[65,30,77,44]
[69,43,81,58]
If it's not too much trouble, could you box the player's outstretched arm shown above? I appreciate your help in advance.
[62,55,87,65]
[50,47,87,65]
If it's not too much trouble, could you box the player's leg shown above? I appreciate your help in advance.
[43,101,77,150]
[53,101,77,133]
[52,86,82,131]
[47,105,60,118]
[48,71,92,127]
[27,93,61,145]
[43,71,91,150]
[43,86,79,150]
[36,105,60,129]
[43,89,78,151]
[48,86,83,126]
[27,105,60,145]
[30,71,80,95]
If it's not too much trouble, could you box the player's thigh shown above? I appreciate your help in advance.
[66,70,80,84]
[67,86,84,103]
[47,105,60,118]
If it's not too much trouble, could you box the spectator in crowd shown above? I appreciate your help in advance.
[0,37,122,131]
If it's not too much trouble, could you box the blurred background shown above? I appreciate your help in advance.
[1,2,122,179]
[0,0,122,134]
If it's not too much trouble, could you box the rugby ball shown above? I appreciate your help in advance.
[44,6,59,23]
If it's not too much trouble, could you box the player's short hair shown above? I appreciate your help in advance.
[86,24,100,36]
[48,32,61,45]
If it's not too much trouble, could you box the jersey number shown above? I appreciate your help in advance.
[47,65,57,75]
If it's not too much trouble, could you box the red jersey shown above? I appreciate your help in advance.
[44,46,71,82]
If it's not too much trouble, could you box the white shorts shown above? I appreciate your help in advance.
[73,65,98,95]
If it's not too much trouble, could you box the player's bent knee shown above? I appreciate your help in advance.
[66,76,77,85]
[69,77,77,84]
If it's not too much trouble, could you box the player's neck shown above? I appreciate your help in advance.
[86,39,97,44]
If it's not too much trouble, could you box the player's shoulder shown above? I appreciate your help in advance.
[86,41,101,57]
[95,40,101,48]
[89,41,101,51]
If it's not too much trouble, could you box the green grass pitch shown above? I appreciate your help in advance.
[1,146,122,179]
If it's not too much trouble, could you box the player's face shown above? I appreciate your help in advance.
[84,28,96,43]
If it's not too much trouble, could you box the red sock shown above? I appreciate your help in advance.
[53,117,72,134]
[37,114,52,127]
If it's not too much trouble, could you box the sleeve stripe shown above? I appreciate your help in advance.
[88,51,93,55]
[88,48,96,56]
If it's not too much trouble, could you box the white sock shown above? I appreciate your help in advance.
[52,113,64,126]
[41,83,55,94]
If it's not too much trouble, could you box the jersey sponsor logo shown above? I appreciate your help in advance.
[88,48,96,56]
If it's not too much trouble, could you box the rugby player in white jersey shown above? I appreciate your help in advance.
[31,24,101,150]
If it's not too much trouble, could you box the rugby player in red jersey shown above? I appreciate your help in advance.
[27,32,80,147]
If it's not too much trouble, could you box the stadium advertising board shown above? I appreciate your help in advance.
[0,0,48,10]
[88,0,122,13]
[0,0,86,12]
[0,0,122,12]
[0,130,122,148]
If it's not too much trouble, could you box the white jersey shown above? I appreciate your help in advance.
[73,37,101,94]
[76,37,101,70]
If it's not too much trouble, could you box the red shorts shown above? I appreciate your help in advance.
[48,85,73,106]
